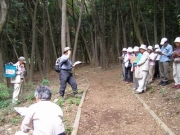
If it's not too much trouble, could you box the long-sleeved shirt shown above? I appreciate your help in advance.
[21,101,65,135]
[159,44,173,62]
[137,51,149,71]
[59,54,72,70]
[149,52,158,65]
[133,53,142,66]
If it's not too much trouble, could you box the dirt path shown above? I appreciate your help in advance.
[78,66,166,135]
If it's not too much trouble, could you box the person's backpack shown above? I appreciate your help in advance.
[54,57,61,73]
[4,62,17,78]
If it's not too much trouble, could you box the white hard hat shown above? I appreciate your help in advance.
[139,44,147,50]
[154,44,160,49]
[127,47,133,53]
[63,47,71,53]
[133,46,139,52]
[174,37,180,43]
[160,37,168,45]
[147,46,153,51]
[122,48,127,52]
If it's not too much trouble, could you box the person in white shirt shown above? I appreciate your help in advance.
[147,46,157,84]
[135,44,149,94]
[124,47,134,83]
[120,48,127,81]
[11,56,26,104]
[15,85,65,135]
[154,44,161,79]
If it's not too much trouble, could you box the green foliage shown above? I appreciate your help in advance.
[65,126,73,134]
[25,91,35,101]
[67,97,74,105]
[160,88,166,96]
[75,98,80,106]
[41,79,50,85]
[149,86,155,93]
[57,98,64,107]
[0,99,12,109]
[0,83,11,100]
[11,115,21,125]
[175,94,180,99]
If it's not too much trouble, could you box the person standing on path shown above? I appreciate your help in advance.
[59,47,80,98]
[158,37,173,86]
[132,46,142,90]
[154,44,161,79]
[119,48,127,81]
[135,44,149,94]
[11,56,26,104]
[172,37,180,88]
[147,46,157,84]
[124,47,134,83]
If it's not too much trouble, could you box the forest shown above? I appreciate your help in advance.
[0,0,179,83]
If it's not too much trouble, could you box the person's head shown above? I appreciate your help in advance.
[34,85,52,102]
[147,46,153,54]
[174,37,180,47]
[122,48,127,54]
[18,56,26,64]
[127,47,133,54]
[160,37,168,46]
[154,44,160,50]
[155,48,161,54]
[139,44,147,53]
[133,46,139,55]
[63,47,71,55]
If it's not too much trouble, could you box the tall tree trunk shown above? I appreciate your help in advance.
[20,21,30,80]
[116,9,120,57]
[72,0,85,63]
[46,6,57,58]
[0,0,10,83]
[161,0,166,37]
[154,0,158,44]
[29,0,39,83]
[130,2,143,44]
[61,0,67,53]
[120,10,128,47]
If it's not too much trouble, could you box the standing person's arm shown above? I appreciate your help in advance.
[137,53,148,66]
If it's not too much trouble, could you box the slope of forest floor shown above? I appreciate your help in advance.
[0,64,180,135]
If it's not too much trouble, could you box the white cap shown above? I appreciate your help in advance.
[155,48,161,53]
[18,56,26,63]
[139,44,147,50]
[147,46,153,51]
[63,47,71,53]
[154,44,160,49]
[160,37,168,45]
[174,37,180,43]
[122,48,127,52]
[127,47,133,53]
[133,46,139,52]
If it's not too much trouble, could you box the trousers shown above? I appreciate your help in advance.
[125,67,133,82]
[133,71,139,89]
[173,62,180,85]
[12,80,23,103]
[159,61,170,82]
[59,70,77,97]
[122,63,125,80]
[137,71,148,92]
[154,60,160,78]
[147,65,155,83]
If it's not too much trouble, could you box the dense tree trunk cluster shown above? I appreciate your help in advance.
[0,0,179,83]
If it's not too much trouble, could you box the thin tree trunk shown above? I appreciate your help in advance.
[130,2,143,44]
[120,10,128,47]
[116,9,120,57]
[46,6,57,58]
[20,21,30,79]
[72,0,85,63]
[29,0,39,82]
[161,0,166,37]
[154,0,158,44]
[61,0,67,53]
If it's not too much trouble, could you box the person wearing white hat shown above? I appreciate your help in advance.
[59,47,81,98]
[172,37,180,88]
[132,46,142,90]
[11,56,26,103]
[119,48,127,81]
[147,46,157,84]
[158,37,173,86]
[124,47,134,83]
[135,44,149,94]
[154,44,161,79]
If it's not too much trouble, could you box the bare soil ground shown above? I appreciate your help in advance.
[1,65,180,135]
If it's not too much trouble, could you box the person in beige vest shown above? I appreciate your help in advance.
[11,56,26,103]
[135,44,149,94]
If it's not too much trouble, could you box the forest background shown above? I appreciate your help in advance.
[0,0,179,83]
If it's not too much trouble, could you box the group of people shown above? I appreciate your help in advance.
[120,37,180,94]
[13,47,81,135]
